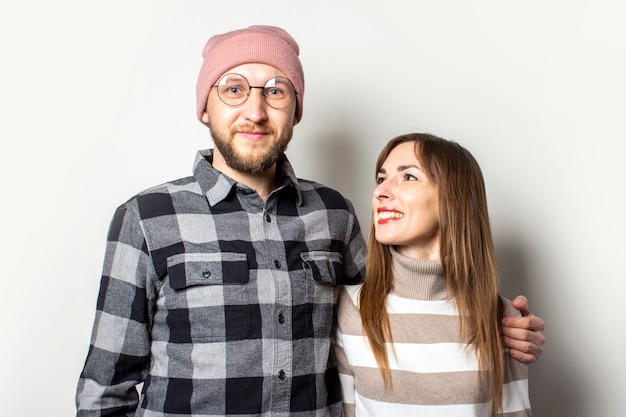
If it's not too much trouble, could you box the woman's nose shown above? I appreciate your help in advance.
[374,180,391,200]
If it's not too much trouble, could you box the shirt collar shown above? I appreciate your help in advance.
[193,149,303,206]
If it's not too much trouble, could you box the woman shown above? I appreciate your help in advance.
[334,133,531,416]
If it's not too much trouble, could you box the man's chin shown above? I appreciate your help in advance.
[225,154,277,174]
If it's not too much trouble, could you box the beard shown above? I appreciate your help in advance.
[208,122,293,174]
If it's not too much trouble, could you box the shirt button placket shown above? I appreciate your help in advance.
[262,205,290,404]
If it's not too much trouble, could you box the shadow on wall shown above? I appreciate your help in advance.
[294,129,373,228]
[306,132,360,192]
[496,238,589,417]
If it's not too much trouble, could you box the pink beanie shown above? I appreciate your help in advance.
[196,25,305,123]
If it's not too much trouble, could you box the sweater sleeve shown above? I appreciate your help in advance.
[76,204,154,417]
[333,286,361,417]
[498,298,532,416]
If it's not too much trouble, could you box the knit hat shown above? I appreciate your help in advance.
[196,25,305,123]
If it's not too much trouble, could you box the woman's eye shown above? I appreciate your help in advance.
[375,176,385,185]
[404,173,417,181]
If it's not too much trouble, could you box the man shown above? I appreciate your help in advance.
[76,25,545,416]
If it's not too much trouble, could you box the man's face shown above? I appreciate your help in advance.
[202,63,298,175]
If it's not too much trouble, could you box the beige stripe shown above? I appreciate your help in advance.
[336,288,362,334]
[501,410,530,417]
[504,355,529,383]
[339,310,461,344]
[342,403,355,417]
[334,344,353,377]
[354,366,492,405]
[389,313,460,343]
[337,289,462,344]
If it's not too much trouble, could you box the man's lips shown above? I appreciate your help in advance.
[237,130,267,142]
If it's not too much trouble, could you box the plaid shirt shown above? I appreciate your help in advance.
[76,149,367,417]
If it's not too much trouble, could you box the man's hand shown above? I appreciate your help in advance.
[501,295,546,364]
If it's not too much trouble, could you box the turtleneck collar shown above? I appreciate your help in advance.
[390,246,449,301]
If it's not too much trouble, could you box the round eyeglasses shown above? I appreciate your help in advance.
[213,73,297,109]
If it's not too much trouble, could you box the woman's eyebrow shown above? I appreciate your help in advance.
[378,164,420,175]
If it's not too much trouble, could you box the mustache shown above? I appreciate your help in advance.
[233,124,274,135]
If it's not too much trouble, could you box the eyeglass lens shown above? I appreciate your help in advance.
[215,73,296,109]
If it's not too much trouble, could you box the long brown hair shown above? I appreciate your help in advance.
[358,133,505,414]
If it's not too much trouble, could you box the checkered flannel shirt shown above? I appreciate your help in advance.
[76,149,367,417]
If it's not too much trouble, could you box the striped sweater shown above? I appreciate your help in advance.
[333,248,531,416]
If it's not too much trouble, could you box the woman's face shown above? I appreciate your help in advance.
[373,141,440,260]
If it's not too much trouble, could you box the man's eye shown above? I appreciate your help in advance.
[265,87,282,96]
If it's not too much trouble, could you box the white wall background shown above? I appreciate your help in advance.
[2,1,624,416]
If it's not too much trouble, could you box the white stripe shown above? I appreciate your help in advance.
[387,294,458,315]
[342,334,478,373]
[355,392,492,417]
[339,373,356,404]
[502,379,530,413]
[343,285,458,316]
[343,284,361,304]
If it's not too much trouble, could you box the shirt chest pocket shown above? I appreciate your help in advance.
[300,251,342,337]
[162,252,251,343]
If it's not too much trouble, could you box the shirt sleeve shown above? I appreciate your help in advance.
[339,199,367,286]
[76,204,154,417]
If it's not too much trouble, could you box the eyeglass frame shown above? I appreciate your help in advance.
[212,73,298,109]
